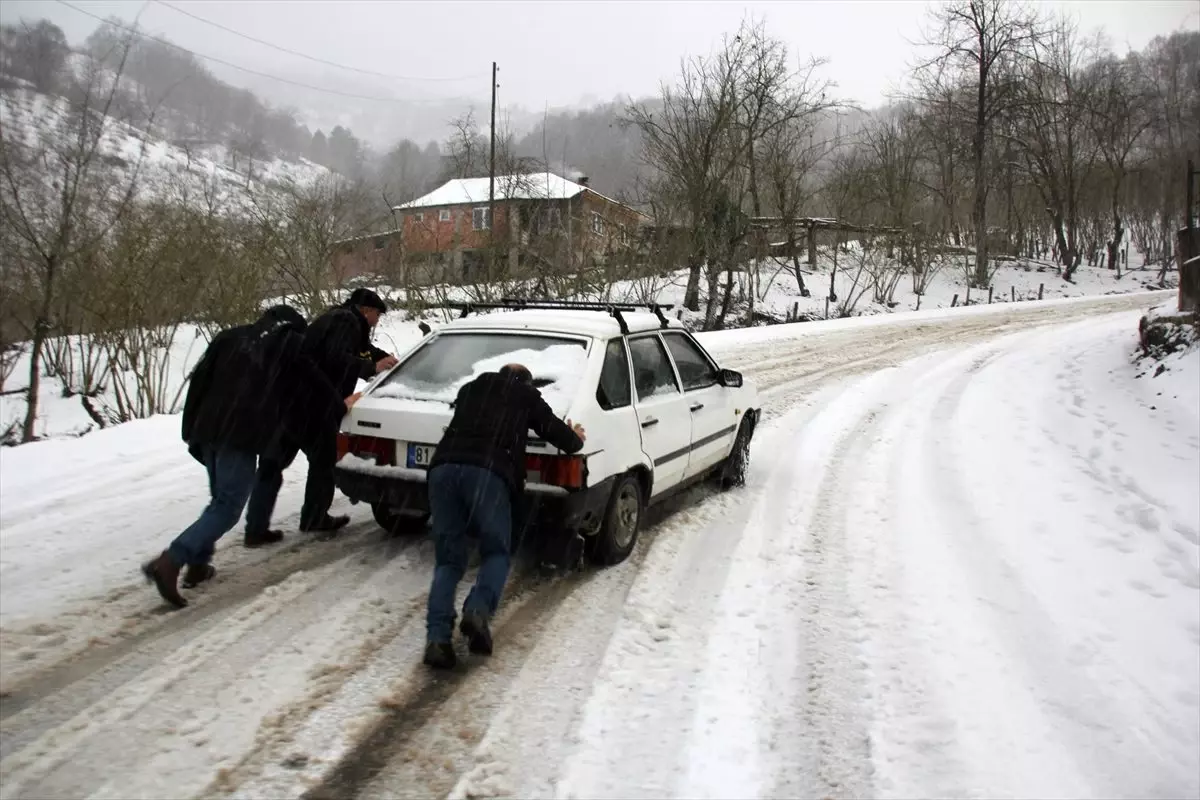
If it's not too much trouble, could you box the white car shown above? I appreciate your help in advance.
[333,301,761,566]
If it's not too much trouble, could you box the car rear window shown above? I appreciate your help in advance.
[373,332,589,412]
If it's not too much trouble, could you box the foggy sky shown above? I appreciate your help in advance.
[4,0,1197,114]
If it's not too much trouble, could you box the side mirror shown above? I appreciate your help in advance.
[717,368,743,388]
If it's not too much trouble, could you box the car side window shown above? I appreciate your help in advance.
[596,338,632,410]
[627,335,681,402]
[663,332,719,391]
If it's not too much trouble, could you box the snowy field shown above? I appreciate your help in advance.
[1,290,1195,799]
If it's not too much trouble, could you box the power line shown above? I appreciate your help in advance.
[55,0,454,105]
[151,0,483,84]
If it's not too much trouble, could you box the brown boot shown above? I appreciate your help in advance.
[142,551,187,608]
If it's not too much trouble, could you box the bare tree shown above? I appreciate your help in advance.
[1008,17,1100,279]
[0,19,71,94]
[1135,31,1200,275]
[1087,52,1153,272]
[624,28,748,317]
[911,78,972,247]
[861,107,924,248]
[918,0,1043,286]
[0,32,152,442]
[246,175,384,317]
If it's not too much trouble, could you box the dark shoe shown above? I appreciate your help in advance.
[141,552,187,608]
[299,514,350,535]
[244,530,285,548]
[181,563,216,589]
[423,640,457,670]
[459,608,493,655]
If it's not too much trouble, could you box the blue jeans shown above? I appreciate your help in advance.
[425,464,512,643]
[168,445,257,567]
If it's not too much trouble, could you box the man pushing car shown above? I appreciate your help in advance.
[422,363,585,670]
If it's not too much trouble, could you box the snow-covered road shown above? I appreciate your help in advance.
[1,291,1196,800]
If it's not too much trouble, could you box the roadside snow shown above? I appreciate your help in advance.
[551,311,1198,799]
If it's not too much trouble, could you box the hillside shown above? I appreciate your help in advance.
[1,86,330,214]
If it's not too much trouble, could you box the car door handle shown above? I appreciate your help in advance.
[690,402,705,412]
[641,417,658,428]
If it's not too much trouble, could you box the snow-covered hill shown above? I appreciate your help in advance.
[0,87,330,215]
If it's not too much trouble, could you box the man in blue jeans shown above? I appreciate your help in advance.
[141,306,358,607]
[423,363,585,669]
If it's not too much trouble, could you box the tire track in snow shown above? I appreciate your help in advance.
[295,485,729,800]
[918,323,1198,797]
[298,568,596,800]
[837,320,1198,798]
[759,401,891,799]
[0,522,390,727]
[549,374,890,799]
[0,534,431,799]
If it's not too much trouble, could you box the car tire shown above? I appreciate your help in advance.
[719,417,754,489]
[371,502,428,536]
[585,473,643,566]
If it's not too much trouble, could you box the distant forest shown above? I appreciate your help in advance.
[0,16,657,200]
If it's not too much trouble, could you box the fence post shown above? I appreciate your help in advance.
[1038,283,1044,300]
[988,286,994,304]
[951,293,959,308]
[792,301,799,322]
[1011,286,1016,302]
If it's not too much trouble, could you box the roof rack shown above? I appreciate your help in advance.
[444,298,675,335]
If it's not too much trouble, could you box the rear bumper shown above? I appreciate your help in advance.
[333,464,614,533]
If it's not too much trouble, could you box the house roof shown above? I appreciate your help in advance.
[393,172,642,219]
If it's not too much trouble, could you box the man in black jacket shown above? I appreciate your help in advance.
[423,364,586,670]
[244,288,398,537]
[142,306,358,608]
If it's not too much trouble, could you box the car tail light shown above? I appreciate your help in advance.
[336,433,395,466]
[525,453,586,489]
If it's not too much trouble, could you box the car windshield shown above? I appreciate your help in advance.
[373,332,589,413]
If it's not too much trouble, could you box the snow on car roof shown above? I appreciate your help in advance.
[435,308,684,338]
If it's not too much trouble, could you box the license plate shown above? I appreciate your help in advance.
[406,443,436,469]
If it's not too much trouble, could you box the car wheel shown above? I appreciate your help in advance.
[371,502,428,536]
[585,473,643,566]
[719,417,753,489]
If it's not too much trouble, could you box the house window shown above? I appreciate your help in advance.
[412,212,424,223]
[591,213,604,235]
[373,237,386,250]
[472,207,492,231]
[619,227,630,246]
[439,209,451,222]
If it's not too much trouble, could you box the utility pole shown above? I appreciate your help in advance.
[488,61,498,278]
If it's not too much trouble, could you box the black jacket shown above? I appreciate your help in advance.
[181,309,344,457]
[304,304,391,397]
[430,371,585,493]
[275,327,350,452]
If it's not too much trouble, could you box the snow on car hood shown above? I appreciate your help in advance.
[372,343,588,416]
